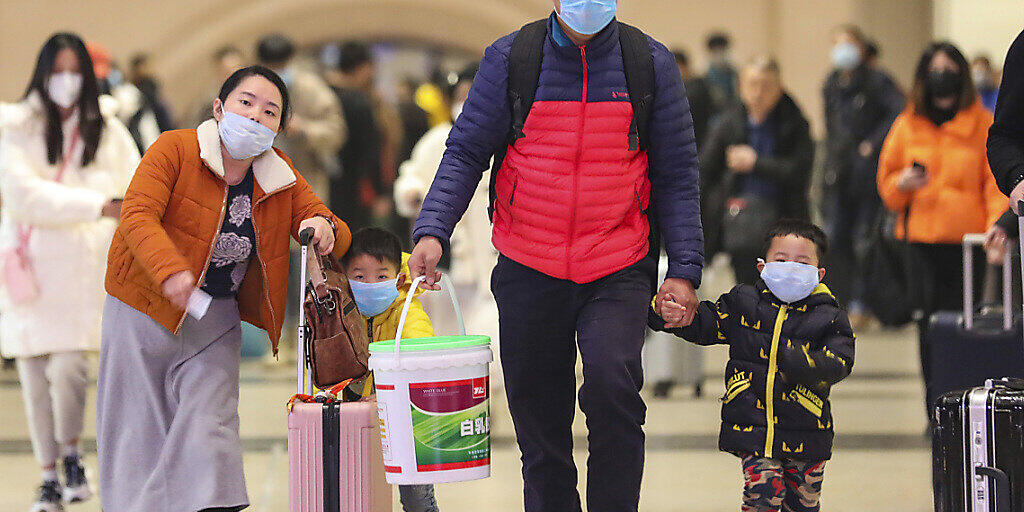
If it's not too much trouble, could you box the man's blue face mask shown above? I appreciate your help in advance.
[558,0,617,36]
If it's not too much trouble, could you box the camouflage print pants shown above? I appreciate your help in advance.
[740,454,826,512]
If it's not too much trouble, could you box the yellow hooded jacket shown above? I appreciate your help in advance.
[364,253,435,343]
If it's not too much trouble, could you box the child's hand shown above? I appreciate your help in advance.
[660,299,687,325]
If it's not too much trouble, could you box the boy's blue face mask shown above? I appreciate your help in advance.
[759,260,820,303]
[349,278,400,317]
[558,0,616,36]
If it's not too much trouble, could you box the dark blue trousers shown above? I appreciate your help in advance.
[491,255,651,512]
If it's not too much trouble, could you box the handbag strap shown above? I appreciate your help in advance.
[17,127,81,253]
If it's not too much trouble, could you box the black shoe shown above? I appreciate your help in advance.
[652,380,676,398]
[30,480,63,512]
[61,455,91,503]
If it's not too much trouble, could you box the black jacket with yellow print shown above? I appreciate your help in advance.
[650,280,855,461]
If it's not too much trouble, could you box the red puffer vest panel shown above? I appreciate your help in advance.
[491,40,651,284]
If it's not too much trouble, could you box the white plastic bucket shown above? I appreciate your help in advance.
[368,275,493,485]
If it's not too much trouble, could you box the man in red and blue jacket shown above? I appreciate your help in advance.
[408,2,703,510]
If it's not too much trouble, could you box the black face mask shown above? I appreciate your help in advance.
[928,70,963,98]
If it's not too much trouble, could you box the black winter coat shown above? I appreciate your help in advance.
[651,281,855,461]
[700,93,814,256]
[822,65,904,199]
[989,29,1024,195]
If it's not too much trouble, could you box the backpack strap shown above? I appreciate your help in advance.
[487,20,657,219]
[488,19,548,220]
[617,22,661,286]
[618,22,655,151]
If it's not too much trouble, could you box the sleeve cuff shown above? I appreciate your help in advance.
[412,227,452,256]
[665,263,702,289]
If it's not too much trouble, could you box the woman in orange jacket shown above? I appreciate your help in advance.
[95,66,351,512]
[877,42,1005,416]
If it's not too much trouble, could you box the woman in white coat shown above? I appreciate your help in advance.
[0,32,137,512]
[393,64,503,387]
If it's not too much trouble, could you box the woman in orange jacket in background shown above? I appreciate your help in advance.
[95,66,350,512]
[877,41,1005,416]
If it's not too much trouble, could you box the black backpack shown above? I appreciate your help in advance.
[486,19,657,220]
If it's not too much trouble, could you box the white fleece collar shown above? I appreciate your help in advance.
[196,119,296,194]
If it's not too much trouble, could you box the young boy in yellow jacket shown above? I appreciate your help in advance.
[343,227,439,512]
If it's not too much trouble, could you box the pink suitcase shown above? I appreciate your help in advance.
[288,230,391,512]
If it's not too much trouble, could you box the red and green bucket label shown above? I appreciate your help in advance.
[409,377,490,471]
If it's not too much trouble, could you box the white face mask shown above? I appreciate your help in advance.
[759,260,820,303]
[972,67,991,89]
[47,71,83,109]
[217,106,277,160]
[830,42,861,71]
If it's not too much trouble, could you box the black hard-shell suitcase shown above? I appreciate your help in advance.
[926,234,1024,413]
[933,378,1024,512]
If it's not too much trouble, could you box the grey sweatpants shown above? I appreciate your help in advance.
[16,351,89,467]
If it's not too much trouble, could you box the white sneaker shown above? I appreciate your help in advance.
[29,481,63,512]
[61,455,92,504]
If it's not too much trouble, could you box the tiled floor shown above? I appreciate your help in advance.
[0,323,933,511]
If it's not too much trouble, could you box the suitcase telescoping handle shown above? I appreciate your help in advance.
[297,227,315,395]
[1019,200,1024,335]
[962,233,1013,330]
[394,274,466,363]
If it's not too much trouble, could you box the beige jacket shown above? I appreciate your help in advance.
[273,67,346,203]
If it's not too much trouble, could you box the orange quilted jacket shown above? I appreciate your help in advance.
[105,120,350,352]
[877,101,1005,244]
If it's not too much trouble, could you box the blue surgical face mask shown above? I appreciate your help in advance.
[217,108,277,160]
[349,278,400,317]
[830,42,861,71]
[107,68,125,89]
[759,260,820,303]
[558,0,617,36]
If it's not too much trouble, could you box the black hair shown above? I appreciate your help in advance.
[24,32,104,167]
[129,53,148,69]
[834,24,868,47]
[761,219,829,261]
[342,227,403,270]
[256,34,295,65]
[706,32,731,51]
[457,62,479,85]
[864,40,880,61]
[214,45,242,62]
[910,41,976,115]
[338,41,371,73]
[218,65,292,130]
[672,49,690,66]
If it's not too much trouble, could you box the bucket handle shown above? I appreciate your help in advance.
[394,274,466,359]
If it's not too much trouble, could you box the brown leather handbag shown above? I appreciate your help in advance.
[302,245,370,388]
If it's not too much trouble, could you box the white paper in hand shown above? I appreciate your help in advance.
[186,289,213,319]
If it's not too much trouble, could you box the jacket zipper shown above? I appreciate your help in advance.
[251,182,296,357]
[567,45,588,279]
[174,185,228,333]
[250,212,276,356]
[764,304,788,458]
